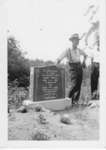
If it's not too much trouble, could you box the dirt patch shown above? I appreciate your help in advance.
[8,101,99,140]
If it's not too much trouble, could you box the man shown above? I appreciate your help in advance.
[85,23,100,99]
[90,45,99,99]
[91,59,99,99]
[56,33,86,105]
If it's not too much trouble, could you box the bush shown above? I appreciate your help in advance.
[8,85,29,109]
[8,36,30,87]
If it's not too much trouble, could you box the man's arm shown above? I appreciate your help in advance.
[56,50,67,64]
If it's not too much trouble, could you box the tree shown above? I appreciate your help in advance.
[8,36,55,87]
[84,4,100,51]
[8,36,30,87]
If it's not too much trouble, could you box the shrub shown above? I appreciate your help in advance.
[8,85,29,109]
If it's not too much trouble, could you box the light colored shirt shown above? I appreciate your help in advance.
[57,48,85,63]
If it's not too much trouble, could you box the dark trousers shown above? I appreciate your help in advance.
[91,62,99,95]
[68,62,83,103]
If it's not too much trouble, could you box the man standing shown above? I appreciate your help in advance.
[56,33,86,105]
[85,22,100,99]
[90,45,99,99]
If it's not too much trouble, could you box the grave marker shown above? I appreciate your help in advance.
[29,65,71,110]
[30,65,65,101]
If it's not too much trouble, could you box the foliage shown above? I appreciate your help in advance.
[8,84,29,109]
[8,36,30,87]
[84,4,100,50]
[8,36,55,87]
[8,36,56,107]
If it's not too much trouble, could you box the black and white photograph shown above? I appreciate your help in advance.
[0,0,106,148]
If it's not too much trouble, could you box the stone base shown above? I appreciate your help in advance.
[30,98,72,111]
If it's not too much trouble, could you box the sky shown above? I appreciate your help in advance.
[6,0,98,61]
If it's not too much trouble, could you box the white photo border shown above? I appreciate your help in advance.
[0,0,106,148]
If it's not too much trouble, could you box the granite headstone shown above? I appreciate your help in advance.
[29,65,65,101]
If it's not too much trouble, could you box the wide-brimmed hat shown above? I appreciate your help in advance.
[69,33,80,41]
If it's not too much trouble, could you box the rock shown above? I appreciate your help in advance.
[26,104,50,113]
[89,103,97,108]
[35,105,44,112]
[32,130,50,140]
[87,100,99,108]
[65,97,71,101]
[22,100,33,106]
[34,104,50,113]
[38,114,48,124]
[60,114,71,125]
[17,106,27,113]
[9,109,15,113]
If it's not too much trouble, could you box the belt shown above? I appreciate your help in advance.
[69,62,81,65]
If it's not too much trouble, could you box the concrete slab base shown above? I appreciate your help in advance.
[29,98,72,111]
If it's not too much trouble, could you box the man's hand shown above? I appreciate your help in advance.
[85,57,92,67]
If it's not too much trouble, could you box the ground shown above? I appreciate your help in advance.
[8,100,99,140]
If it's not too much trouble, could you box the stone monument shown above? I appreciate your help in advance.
[29,65,72,110]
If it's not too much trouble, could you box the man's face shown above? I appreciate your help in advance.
[71,38,79,47]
